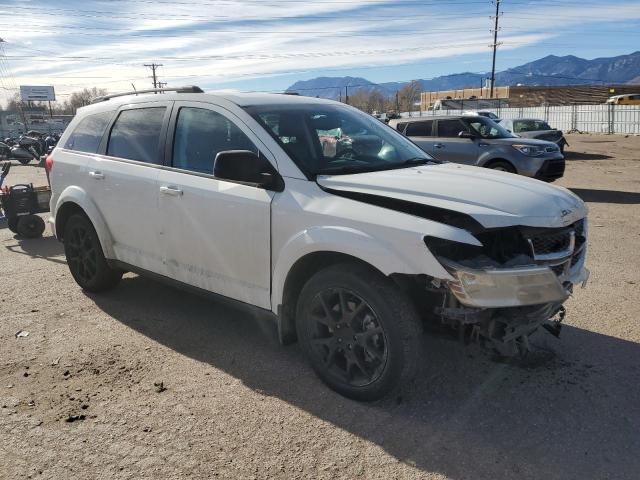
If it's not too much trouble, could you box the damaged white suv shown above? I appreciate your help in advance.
[48,87,588,400]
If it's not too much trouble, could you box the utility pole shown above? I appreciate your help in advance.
[489,0,502,99]
[345,85,349,105]
[157,81,167,93]
[395,91,399,112]
[144,63,163,90]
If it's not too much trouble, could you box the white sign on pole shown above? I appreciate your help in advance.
[20,85,56,102]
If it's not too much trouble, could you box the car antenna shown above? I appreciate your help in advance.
[131,83,137,95]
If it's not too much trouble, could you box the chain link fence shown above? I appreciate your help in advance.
[400,104,640,134]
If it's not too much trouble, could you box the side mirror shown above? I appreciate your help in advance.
[213,150,284,191]
[458,131,475,139]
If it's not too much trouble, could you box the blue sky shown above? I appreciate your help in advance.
[0,0,639,104]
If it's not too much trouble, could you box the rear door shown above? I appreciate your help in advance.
[157,101,274,309]
[90,102,171,273]
[432,119,478,164]
[403,120,434,154]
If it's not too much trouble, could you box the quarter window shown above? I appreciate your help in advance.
[107,107,166,163]
[172,107,258,174]
[405,121,433,137]
[64,111,113,153]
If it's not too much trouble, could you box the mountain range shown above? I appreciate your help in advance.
[286,51,640,99]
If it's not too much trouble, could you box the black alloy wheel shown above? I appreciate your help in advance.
[296,263,421,401]
[308,287,388,387]
[66,221,99,285]
[63,214,122,292]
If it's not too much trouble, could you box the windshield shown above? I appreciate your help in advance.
[245,104,434,176]
[463,117,515,139]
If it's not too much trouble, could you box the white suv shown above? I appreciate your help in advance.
[48,87,589,400]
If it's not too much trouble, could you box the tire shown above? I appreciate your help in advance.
[295,263,422,401]
[63,214,122,292]
[17,157,32,165]
[487,160,515,173]
[7,216,19,233]
[16,215,45,238]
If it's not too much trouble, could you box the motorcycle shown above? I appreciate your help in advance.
[9,135,43,165]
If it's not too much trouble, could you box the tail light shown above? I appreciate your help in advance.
[45,154,53,174]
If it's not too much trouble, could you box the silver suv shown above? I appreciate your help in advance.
[390,115,565,181]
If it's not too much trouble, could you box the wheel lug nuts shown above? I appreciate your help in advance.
[338,338,342,343]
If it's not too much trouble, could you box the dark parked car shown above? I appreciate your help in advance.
[500,118,568,154]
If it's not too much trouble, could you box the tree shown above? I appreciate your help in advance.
[63,87,108,114]
[397,80,422,113]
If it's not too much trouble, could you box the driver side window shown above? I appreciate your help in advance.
[172,107,258,174]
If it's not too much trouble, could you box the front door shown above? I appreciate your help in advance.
[432,119,478,164]
[157,102,274,309]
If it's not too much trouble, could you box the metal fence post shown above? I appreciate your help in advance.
[608,103,614,134]
[571,104,577,131]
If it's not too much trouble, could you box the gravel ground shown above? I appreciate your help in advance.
[1,133,639,479]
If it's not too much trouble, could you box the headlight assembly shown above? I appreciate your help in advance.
[512,144,545,157]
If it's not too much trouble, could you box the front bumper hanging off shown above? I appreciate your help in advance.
[444,261,589,309]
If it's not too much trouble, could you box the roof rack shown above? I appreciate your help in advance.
[92,85,204,103]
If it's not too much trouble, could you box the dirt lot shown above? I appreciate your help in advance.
[1,133,639,479]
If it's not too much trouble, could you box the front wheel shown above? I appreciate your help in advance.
[296,263,422,401]
[17,156,31,165]
[63,214,123,292]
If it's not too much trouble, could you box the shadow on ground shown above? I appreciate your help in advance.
[564,151,613,161]
[3,234,66,265]
[90,275,640,480]
[571,188,640,204]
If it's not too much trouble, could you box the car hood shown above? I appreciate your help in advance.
[317,163,586,230]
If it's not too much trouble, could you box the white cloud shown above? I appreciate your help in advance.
[0,0,639,104]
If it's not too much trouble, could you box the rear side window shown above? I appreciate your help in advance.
[107,107,166,163]
[172,107,258,174]
[405,121,433,137]
[64,112,113,153]
[437,119,466,138]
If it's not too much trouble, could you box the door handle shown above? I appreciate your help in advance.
[160,185,183,196]
[434,143,445,149]
[88,171,104,179]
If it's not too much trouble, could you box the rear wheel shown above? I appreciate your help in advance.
[63,214,122,292]
[17,157,32,165]
[17,215,45,238]
[487,160,515,173]
[296,263,421,401]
